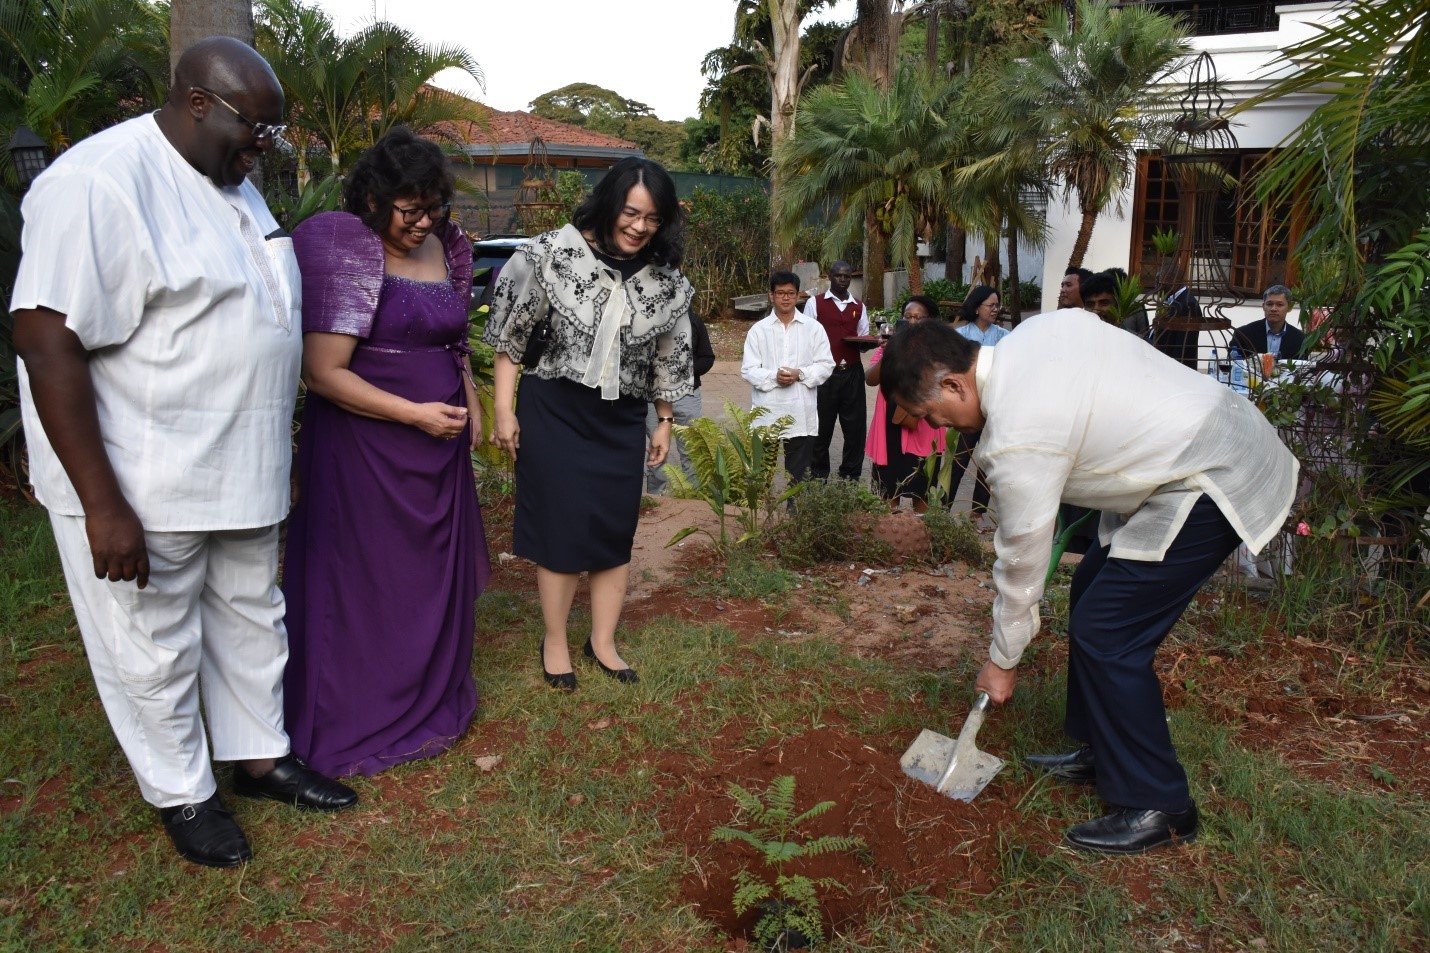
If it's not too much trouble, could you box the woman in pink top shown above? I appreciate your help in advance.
[866,295,948,511]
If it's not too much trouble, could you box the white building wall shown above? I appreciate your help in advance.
[1037,1,1346,327]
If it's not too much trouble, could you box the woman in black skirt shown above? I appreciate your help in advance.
[485,158,694,690]
[866,295,948,511]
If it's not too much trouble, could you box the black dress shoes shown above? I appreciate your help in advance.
[160,793,253,868]
[232,754,358,812]
[1064,803,1199,855]
[1025,746,1096,783]
[583,638,639,684]
[542,642,577,692]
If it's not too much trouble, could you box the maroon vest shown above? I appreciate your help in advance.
[813,294,865,366]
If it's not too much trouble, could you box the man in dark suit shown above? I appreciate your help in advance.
[1234,285,1306,359]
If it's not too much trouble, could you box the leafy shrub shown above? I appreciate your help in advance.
[711,776,864,952]
[921,507,989,568]
[682,186,773,317]
[896,278,969,321]
[666,402,796,552]
[769,478,891,569]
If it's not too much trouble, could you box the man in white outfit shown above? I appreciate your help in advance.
[11,37,355,869]
[742,270,834,482]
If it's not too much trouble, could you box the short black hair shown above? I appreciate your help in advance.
[961,285,999,322]
[343,126,454,234]
[1065,266,1094,281]
[878,319,979,406]
[571,156,685,268]
[903,294,941,321]
[1081,271,1117,301]
[769,270,800,291]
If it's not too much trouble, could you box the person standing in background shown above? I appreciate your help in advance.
[744,271,835,483]
[802,260,868,481]
[949,285,1007,524]
[866,294,947,511]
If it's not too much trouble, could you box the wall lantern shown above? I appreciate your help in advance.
[8,125,50,189]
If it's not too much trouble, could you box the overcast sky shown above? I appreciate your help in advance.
[309,0,859,122]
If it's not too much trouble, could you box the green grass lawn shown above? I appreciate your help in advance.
[2,499,1426,952]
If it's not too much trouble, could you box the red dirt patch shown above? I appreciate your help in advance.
[657,725,1020,944]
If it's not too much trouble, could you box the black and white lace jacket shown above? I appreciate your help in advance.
[483,224,695,402]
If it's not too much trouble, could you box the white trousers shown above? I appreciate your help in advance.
[50,515,291,808]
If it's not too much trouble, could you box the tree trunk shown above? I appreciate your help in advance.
[908,232,923,295]
[1007,225,1022,324]
[1067,205,1098,270]
[865,208,887,309]
[981,234,1001,288]
[947,220,966,281]
[855,0,895,85]
[926,4,940,76]
[169,0,254,80]
[766,0,805,269]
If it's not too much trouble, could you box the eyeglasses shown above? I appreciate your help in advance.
[192,87,287,141]
[619,206,663,229]
[771,290,799,298]
[392,202,451,225]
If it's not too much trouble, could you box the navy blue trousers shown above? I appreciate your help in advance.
[1064,495,1241,812]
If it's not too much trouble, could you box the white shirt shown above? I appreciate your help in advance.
[977,309,1298,669]
[12,114,303,530]
[801,290,870,335]
[741,310,834,437]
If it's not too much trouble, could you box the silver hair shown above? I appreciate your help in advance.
[1262,284,1293,303]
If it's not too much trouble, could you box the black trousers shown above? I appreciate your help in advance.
[1064,495,1240,812]
[812,364,867,480]
[782,435,815,484]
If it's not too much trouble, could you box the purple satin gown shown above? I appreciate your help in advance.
[282,273,491,777]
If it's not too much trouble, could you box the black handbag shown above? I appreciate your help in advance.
[521,312,553,368]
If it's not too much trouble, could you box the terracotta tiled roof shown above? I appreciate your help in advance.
[480,108,638,149]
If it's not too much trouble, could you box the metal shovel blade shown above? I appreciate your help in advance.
[900,692,1004,801]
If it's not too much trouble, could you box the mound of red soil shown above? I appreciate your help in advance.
[658,724,1019,944]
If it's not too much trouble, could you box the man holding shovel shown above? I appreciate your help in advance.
[878,311,1297,854]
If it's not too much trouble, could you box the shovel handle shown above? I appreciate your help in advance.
[971,691,992,714]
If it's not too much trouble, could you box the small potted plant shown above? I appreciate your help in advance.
[711,775,865,951]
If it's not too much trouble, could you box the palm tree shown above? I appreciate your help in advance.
[255,0,485,181]
[1,0,166,164]
[774,65,972,296]
[1237,0,1429,527]
[987,0,1189,270]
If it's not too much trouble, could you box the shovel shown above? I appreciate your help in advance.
[900,692,1003,801]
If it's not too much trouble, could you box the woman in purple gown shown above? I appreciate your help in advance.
[282,127,490,777]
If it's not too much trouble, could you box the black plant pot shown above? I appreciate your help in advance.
[756,900,813,952]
